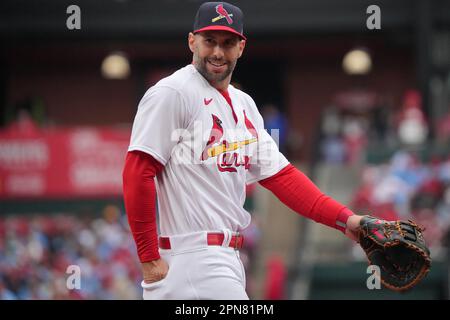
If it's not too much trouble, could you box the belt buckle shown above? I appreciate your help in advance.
[234,232,240,250]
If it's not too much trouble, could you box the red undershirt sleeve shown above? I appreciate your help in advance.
[258,164,353,233]
[122,150,164,263]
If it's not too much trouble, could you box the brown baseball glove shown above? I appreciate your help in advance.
[358,215,432,292]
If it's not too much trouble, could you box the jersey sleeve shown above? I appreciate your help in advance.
[246,105,290,184]
[128,86,189,165]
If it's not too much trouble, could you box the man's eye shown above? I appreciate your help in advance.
[225,40,237,47]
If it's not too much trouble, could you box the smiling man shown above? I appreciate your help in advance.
[190,29,243,90]
[122,1,363,300]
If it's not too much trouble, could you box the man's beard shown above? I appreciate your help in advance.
[194,56,236,84]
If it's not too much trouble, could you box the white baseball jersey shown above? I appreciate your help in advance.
[128,64,289,236]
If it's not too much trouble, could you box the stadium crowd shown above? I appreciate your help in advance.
[352,151,450,255]
[0,204,261,300]
[0,206,142,299]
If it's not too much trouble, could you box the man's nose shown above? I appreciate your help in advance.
[212,45,225,59]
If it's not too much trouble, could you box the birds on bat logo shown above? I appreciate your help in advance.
[200,112,258,173]
[212,4,233,24]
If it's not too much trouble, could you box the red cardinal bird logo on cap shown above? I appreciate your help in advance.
[213,4,233,25]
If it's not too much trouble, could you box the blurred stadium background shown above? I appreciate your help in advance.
[1,0,450,299]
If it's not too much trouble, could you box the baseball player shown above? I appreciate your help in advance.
[122,1,363,300]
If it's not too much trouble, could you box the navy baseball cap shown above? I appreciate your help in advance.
[193,2,246,40]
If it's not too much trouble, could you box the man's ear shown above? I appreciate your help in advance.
[237,40,246,58]
[188,32,196,53]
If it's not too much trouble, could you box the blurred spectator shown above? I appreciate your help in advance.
[261,104,288,152]
[318,107,369,165]
[371,103,390,144]
[396,90,428,146]
[319,107,345,164]
[342,117,368,165]
[320,135,346,164]
[321,107,342,137]
[263,255,287,300]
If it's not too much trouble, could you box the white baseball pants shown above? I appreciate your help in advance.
[141,230,249,300]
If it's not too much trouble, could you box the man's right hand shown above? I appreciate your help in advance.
[142,258,169,284]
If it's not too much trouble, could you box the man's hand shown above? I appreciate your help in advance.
[142,258,169,284]
[345,214,363,242]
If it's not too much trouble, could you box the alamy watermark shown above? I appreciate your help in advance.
[66,265,81,290]
[366,5,381,30]
[366,265,381,290]
[66,5,81,30]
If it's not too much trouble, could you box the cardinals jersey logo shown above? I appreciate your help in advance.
[201,111,258,173]
[212,4,233,24]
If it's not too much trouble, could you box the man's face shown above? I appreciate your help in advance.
[188,30,246,85]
